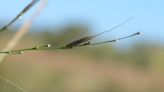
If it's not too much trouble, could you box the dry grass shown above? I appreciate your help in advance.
[0,0,47,92]
[0,0,47,62]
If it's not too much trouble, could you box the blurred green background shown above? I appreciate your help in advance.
[0,24,164,92]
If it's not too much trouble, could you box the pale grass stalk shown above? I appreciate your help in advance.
[0,0,48,62]
[0,75,28,92]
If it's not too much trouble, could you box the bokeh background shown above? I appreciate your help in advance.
[0,0,164,92]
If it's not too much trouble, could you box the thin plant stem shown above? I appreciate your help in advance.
[0,32,141,54]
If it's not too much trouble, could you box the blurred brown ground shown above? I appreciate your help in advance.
[0,26,164,92]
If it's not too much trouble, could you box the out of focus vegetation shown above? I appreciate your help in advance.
[0,24,164,92]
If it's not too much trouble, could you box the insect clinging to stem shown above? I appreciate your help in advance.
[63,17,141,49]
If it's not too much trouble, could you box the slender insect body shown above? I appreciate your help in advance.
[64,36,92,49]
[64,17,135,49]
